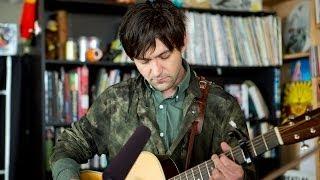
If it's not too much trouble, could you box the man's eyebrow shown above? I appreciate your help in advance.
[138,50,170,61]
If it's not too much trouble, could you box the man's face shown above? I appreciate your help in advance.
[133,39,185,92]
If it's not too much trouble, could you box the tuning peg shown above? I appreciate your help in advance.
[300,141,310,151]
[288,115,295,126]
[306,107,313,112]
[305,115,311,121]
[288,114,295,120]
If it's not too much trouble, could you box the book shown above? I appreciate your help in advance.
[243,80,269,119]
[57,10,68,59]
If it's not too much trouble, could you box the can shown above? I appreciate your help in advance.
[65,38,77,61]
[88,36,100,49]
[86,36,103,62]
[78,36,88,62]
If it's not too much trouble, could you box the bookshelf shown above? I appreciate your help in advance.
[0,56,12,180]
[33,0,283,179]
[45,60,135,68]
[283,52,309,61]
[264,0,320,179]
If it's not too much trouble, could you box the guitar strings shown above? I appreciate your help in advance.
[173,131,276,178]
[172,123,319,179]
[171,130,278,179]
[170,120,319,179]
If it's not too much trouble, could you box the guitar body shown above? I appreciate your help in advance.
[80,170,102,180]
[80,151,179,180]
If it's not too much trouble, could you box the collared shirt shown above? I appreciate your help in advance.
[148,61,191,149]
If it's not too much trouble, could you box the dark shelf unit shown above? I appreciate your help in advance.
[45,59,135,67]
[30,0,283,179]
[47,0,276,16]
[45,0,130,15]
[45,59,280,69]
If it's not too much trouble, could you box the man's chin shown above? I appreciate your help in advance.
[151,84,170,92]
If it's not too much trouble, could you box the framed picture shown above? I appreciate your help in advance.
[0,23,17,56]
[283,1,310,53]
[316,0,320,26]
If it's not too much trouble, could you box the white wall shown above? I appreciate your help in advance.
[0,0,22,24]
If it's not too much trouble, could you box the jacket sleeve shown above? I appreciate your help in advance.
[50,92,109,178]
[221,97,257,180]
[51,158,80,180]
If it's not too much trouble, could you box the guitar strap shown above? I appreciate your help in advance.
[185,76,212,170]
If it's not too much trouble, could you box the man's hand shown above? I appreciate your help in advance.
[210,142,244,180]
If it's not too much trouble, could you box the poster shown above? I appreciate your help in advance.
[0,23,18,56]
[283,1,310,54]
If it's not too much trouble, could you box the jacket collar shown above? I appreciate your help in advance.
[186,69,202,99]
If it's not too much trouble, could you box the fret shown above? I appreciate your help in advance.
[190,165,202,180]
[232,146,246,164]
[274,127,284,145]
[250,139,257,156]
[205,161,211,177]
[252,135,267,156]
[240,149,246,162]
[261,134,269,151]
[229,149,235,161]
[191,168,195,179]
[265,130,281,150]
[197,165,203,180]
[198,163,210,180]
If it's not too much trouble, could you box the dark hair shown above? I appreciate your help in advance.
[119,0,186,60]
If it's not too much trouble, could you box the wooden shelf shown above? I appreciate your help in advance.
[263,0,291,7]
[283,52,309,61]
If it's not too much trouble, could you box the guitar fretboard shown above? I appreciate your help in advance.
[169,128,281,180]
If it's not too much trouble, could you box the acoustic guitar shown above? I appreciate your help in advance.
[80,108,320,180]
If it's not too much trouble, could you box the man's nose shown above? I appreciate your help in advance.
[151,59,162,77]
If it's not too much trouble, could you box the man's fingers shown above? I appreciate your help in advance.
[211,168,223,180]
[220,154,239,169]
[211,154,229,176]
[221,142,231,152]
[220,154,231,166]
[219,155,244,179]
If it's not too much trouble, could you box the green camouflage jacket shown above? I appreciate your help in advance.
[51,70,255,179]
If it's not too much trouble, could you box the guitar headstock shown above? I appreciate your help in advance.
[279,108,320,145]
[281,108,320,127]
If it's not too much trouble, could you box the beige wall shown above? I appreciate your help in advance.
[0,0,22,24]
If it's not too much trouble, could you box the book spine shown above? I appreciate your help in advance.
[57,10,68,60]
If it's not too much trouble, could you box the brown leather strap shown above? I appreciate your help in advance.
[185,76,212,170]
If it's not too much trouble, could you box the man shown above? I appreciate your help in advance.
[50,0,255,179]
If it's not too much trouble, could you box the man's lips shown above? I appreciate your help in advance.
[153,77,169,84]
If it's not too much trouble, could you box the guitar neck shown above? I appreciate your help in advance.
[169,128,282,180]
